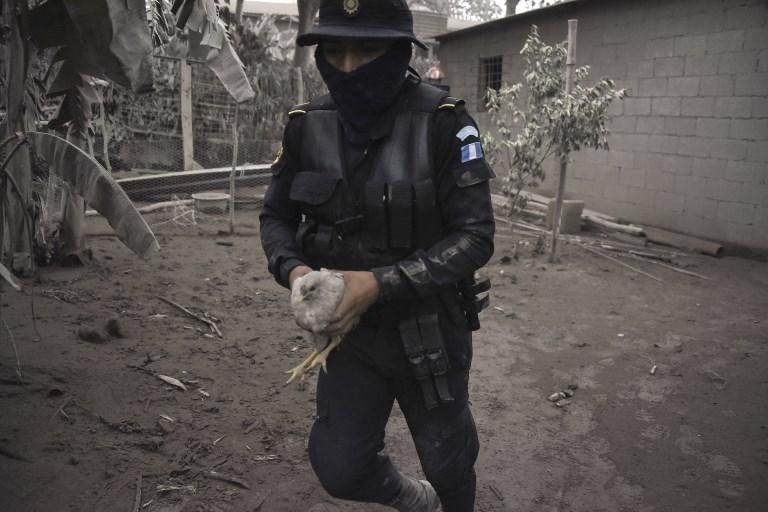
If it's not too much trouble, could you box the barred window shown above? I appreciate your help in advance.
[478,56,503,105]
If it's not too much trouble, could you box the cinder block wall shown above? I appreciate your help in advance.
[438,0,768,250]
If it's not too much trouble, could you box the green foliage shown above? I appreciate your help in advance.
[483,25,625,212]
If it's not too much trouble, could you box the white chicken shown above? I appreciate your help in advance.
[286,269,347,384]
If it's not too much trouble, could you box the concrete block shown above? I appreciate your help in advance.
[608,100,624,117]
[724,5,768,30]
[719,52,761,75]
[609,133,649,153]
[692,158,726,179]
[627,185,653,206]
[751,97,768,117]
[688,12,725,35]
[653,190,686,212]
[610,116,637,134]
[652,98,682,116]
[673,174,705,195]
[682,97,715,117]
[707,30,745,54]
[730,119,768,140]
[747,141,768,162]
[639,77,668,97]
[705,179,765,203]
[756,206,768,227]
[662,155,694,176]
[618,166,646,187]
[663,118,697,136]
[678,137,712,158]
[699,76,735,97]
[645,38,675,59]
[649,134,680,155]
[683,194,718,220]
[602,183,631,203]
[714,97,753,118]
[709,139,748,161]
[761,50,768,73]
[668,77,701,96]
[744,28,768,50]
[725,160,767,184]
[696,118,731,139]
[717,201,758,224]
[684,55,719,76]
[655,16,689,38]
[624,98,651,116]
[645,169,676,191]
[674,35,708,56]
[654,57,685,77]
[627,59,654,80]
[734,73,768,95]
[606,150,636,169]
[635,117,664,134]
[546,200,585,234]
[634,152,664,172]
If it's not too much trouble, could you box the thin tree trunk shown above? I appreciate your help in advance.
[293,0,321,69]
[3,0,33,273]
[234,0,244,23]
[549,19,578,264]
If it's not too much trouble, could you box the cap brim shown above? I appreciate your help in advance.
[297,25,428,50]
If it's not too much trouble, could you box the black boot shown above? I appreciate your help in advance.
[386,476,442,512]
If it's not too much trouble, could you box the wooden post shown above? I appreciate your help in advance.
[549,19,578,264]
[228,103,240,235]
[180,57,194,171]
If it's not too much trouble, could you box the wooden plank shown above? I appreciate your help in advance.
[644,226,723,257]
[180,58,195,171]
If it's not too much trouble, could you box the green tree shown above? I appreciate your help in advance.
[483,25,625,214]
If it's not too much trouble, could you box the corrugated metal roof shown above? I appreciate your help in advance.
[242,1,299,17]
[436,0,597,41]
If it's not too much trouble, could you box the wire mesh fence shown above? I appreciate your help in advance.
[88,55,326,221]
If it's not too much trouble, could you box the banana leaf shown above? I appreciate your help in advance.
[27,132,160,259]
[180,1,255,103]
[61,0,154,93]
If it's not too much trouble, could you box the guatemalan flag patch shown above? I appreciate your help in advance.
[460,141,483,163]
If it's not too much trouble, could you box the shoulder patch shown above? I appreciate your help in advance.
[456,125,479,141]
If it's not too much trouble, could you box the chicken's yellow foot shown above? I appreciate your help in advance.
[306,336,343,373]
[285,349,320,384]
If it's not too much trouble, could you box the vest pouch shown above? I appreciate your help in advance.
[289,172,340,219]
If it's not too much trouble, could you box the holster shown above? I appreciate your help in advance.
[399,313,453,410]
[457,274,491,331]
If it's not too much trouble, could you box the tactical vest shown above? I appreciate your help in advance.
[288,82,453,271]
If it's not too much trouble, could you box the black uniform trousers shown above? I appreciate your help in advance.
[308,316,479,512]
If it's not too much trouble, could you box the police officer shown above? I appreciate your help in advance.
[260,1,495,510]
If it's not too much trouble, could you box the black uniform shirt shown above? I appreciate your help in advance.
[260,86,496,303]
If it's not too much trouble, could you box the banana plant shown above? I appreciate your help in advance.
[0,0,255,280]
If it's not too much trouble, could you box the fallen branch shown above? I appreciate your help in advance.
[2,317,22,380]
[206,470,250,489]
[644,226,723,257]
[580,245,663,283]
[0,445,30,462]
[157,296,222,338]
[598,244,677,263]
[625,253,710,280]
[50,396,73,421]
[132,474,143,512]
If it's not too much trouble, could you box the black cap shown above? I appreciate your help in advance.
[297,0,427,50]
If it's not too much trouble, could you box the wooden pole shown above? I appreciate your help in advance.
[549,19,578,264]
[228,103,240,235]
[180,57,194,171]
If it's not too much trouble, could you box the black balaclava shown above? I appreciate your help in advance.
[315,41,412,146]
